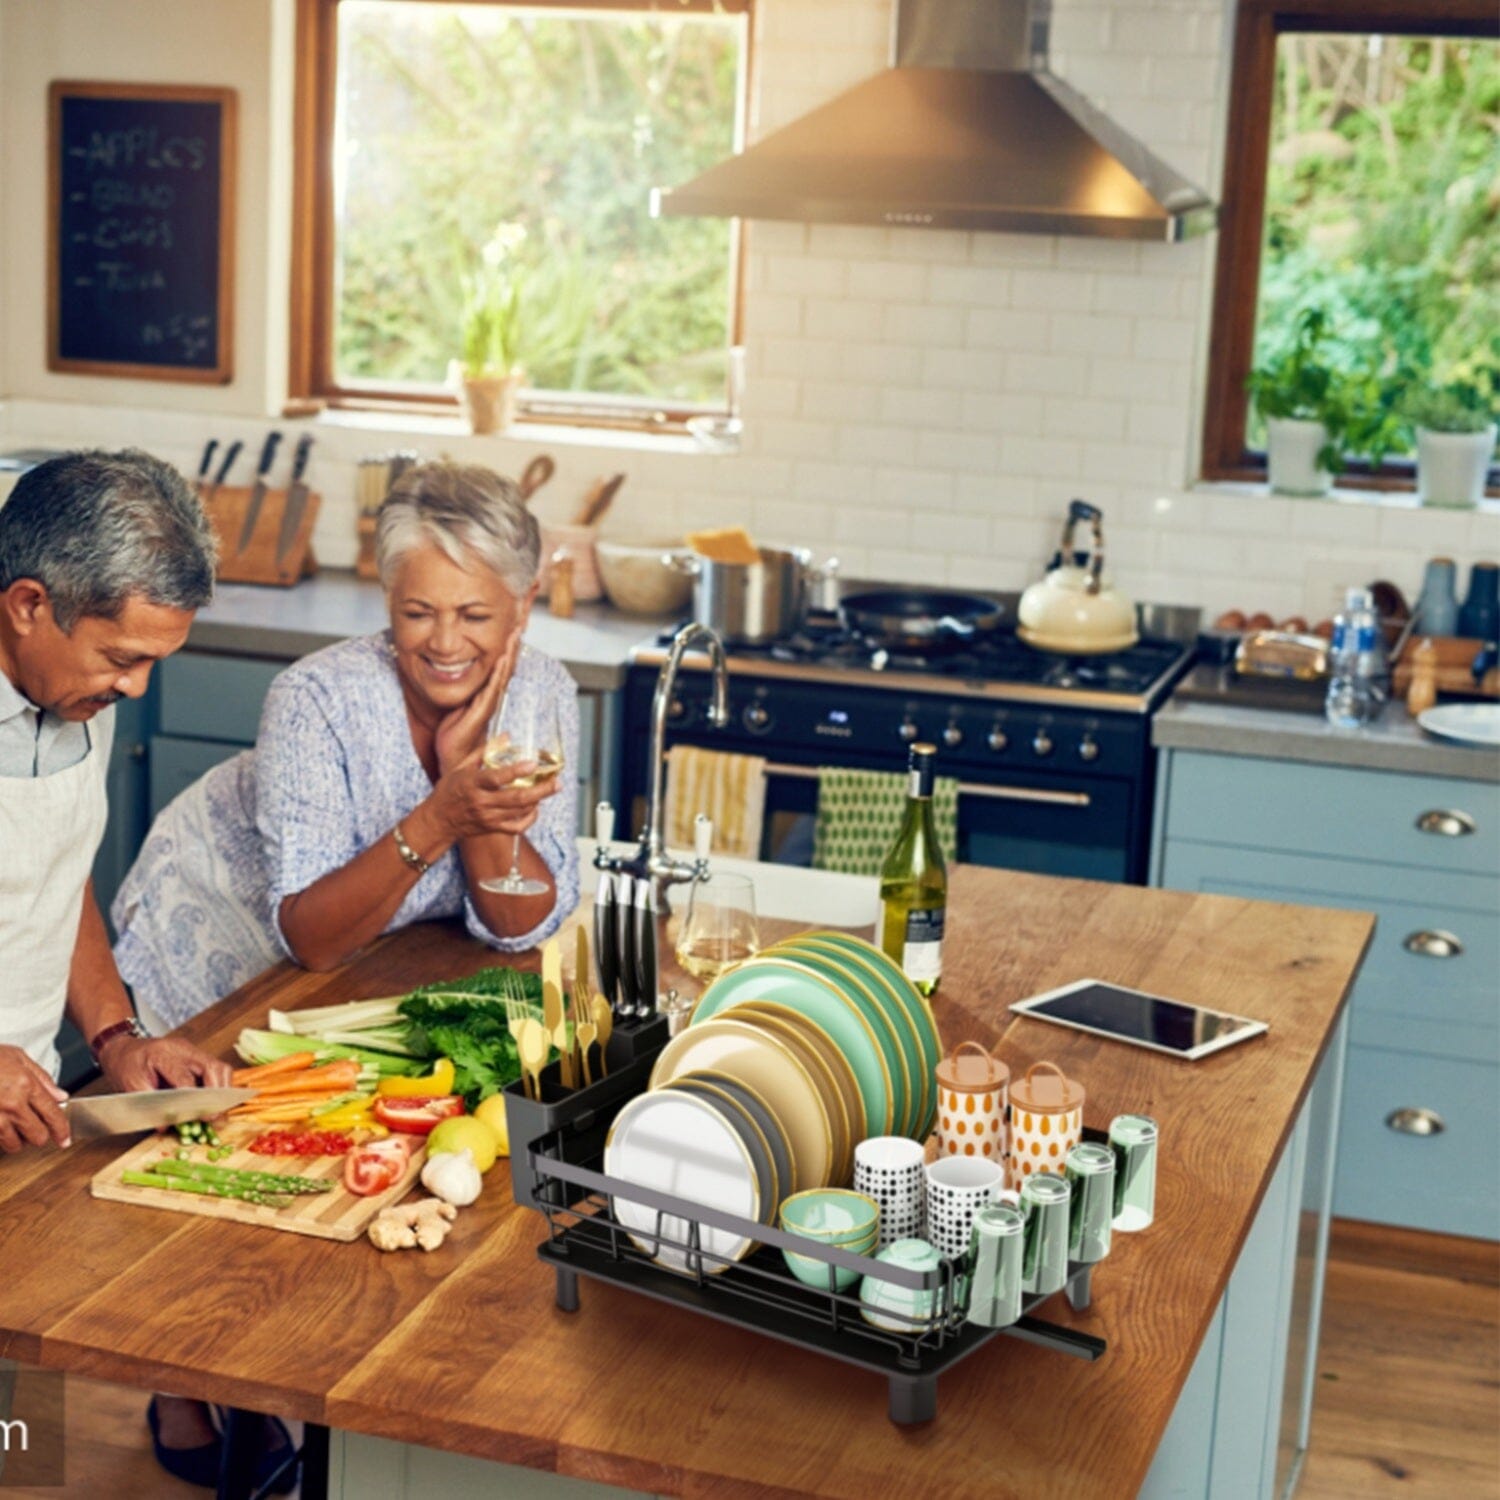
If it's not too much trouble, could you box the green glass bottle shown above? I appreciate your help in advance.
[877,743,946,995]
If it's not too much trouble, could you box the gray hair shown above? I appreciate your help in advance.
[375,461,540,597]
[0,448,217,632]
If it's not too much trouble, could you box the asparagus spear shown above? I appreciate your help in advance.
[122,1170,293,1209]
[152,1159,333,1195]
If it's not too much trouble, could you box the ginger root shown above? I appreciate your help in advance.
[367,1196,458,1252]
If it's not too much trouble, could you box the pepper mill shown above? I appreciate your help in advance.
[1414,558,1459,638]
[1458,561,1498,642]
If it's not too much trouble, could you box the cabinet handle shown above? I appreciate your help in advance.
[1414,808,1476,837]
[1385,1107,1445,1137]
[129,742,147,762]
[1402,929,1464,959]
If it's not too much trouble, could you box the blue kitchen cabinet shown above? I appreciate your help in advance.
[1153,747,1500,1241]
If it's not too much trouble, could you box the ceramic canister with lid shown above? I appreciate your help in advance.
[1008,1061,1085,1184]
[936,1041,1010,1168]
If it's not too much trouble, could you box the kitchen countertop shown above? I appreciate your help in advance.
[188,572,669,691]
[0,866,1373,1499]
[1156,685,1500,782]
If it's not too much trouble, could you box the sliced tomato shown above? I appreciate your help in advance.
[371,1094,465,1136]
[342,1136,412,1197]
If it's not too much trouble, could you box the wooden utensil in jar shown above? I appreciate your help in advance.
[519,454,556,502]
[572,472,625,528]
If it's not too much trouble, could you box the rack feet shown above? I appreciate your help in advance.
[888,1374,937,1425]
[555,1265,580,1312]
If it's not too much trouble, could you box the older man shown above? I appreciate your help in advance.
[0,448,231,1155]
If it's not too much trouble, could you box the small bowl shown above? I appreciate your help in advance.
[594,537,693,616]
[783,1230,878,1291]
[859,1238,944,1333]
[779,1188,879,1244]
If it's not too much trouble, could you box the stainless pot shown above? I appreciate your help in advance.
[668,546,835,644]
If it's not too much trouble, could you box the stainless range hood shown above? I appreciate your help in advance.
[653,0,1216,241]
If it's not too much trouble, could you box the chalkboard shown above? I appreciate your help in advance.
[49,82,236,383]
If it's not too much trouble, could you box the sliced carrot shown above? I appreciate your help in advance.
[247,1062,361,1097]
[232,1051,317,1087]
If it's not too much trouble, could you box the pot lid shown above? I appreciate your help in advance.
[1010,1060,1085,1114]
[936,1041,1010,1093]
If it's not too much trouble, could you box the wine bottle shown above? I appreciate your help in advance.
[877,743,946,995]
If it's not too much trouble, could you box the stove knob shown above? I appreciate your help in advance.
[1032,729,1054,757]
[1078,735,1100,762]
[668,697,686,723]
[898,717,920,743]
[942,722,963,749]
[743,702,771,732]
[987,727,1009,753]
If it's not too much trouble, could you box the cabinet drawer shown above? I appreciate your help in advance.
[1159,843,1499,1051]
[1334,1044,1499,1240]
[1165,753,1500,876]
[150,735,245,819]
[158,653,283,744]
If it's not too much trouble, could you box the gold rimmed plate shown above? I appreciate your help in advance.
[669,1069,797,1216]
[652,1016,834,1192]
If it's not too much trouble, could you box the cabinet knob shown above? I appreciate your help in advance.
[1385,1107,1445,1137]
[128,742,147,762]
[1415,808,1476,837]
[1402,929,1464,959]
[942,722,963,748]
[898,717,919,743]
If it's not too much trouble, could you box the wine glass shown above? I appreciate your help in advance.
[477,692,565,896]
[674,873,759,985]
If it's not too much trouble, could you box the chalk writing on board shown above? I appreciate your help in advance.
[51,86,233,378]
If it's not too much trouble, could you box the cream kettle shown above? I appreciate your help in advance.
[1018,500,1139,654]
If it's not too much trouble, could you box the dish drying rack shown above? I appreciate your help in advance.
[503,1020,1107,1424]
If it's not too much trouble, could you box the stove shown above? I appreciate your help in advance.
[620,595,1198,885]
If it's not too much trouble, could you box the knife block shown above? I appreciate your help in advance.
[199,482,321,587]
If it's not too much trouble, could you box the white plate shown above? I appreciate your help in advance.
[605,1090,761,1274]
[1418,703,1500,747]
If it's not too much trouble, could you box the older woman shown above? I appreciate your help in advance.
[112,462,579,1032]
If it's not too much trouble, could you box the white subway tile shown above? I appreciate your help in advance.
[927,265,1012,308]
[799,380,883,423]
[755,418,844,461]
[755,496,834,541]
[969,234,1056,268]
[743,294,804,339]
[966,307,1053,351]
[795,460,878,503]
[761,339,847,382]
[923,348,1007,392]
[1001,436,1084,481]
[867,548,948,585]
[883,387,962,429]
[913,512,991,553]
[807,224,892,260]
[1044,398,1126,441]
[834,506,910,546]
[989,515,1056,562]
[1093,272,1184,318]
[1049,312,1133,358]
[883,302,966,347]
[1131,318,1199,364]
[1126,402,1192,449]
[743,377,801,420]
[915,428,1001,473]
[965,391,1046,437]
[1003,352,1089,396]
[846,260,932,301]
[957,474,1041,514]
[1054,239,1142,274]
[1009,269,1095,307]
[836,422,920,467]
[949,553,1032,591]
[840,342,926,383]
[1290,497,1382,546]
[1378,503,1476,555]
[874,467,956,512]
[884,227,972,263]
[805,299,890,342]
[765,256,848,298]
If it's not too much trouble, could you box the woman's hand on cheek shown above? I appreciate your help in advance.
[433,636,517,775]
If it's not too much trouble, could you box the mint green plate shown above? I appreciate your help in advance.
[799,932,943,1139]
[761,943,913,1140]
[692,958,894,1137]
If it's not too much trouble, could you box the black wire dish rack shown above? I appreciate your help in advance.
[503,1017,1107,1424]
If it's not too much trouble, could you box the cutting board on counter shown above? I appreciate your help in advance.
[90,1132,426,1241]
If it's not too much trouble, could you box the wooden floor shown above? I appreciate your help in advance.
[4,1221,1496,1499]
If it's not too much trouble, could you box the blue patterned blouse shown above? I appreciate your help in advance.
[112,632,580,1031]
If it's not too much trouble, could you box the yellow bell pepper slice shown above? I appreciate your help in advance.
[376,1058,455,1098]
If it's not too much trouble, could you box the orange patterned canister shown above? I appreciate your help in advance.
[1008,1061,1085,1184]
[936,1042,1010,1169]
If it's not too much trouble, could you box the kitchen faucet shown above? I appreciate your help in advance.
[594,621,730,908]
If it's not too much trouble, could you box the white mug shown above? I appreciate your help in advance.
[855,1136,926,1248]
[924,1155,1004,1261]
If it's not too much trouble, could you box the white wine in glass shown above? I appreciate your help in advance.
[675,873,759,984]
[478,691,564,897]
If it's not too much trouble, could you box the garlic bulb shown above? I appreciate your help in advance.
[420,1146,482,1207]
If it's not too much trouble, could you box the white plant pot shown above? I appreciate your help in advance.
[1416,425,1497,509]
[1265,417,1333,497]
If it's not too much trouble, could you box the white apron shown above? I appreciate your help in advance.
[0,707,112,1079]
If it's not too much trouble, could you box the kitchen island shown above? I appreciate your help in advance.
[0,866,1372,1499]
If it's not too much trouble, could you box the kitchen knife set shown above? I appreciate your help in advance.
[194,430,317,574]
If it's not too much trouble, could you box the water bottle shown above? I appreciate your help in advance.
[1325,587,1382,729]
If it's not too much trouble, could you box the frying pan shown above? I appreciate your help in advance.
[838,590,1005,652]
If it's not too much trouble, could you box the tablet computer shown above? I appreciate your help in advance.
[1009,979,1268,1061]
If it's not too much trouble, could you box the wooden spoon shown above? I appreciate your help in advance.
[591,995,613,1079]
[518,453,556,502]
[572,471,625,527]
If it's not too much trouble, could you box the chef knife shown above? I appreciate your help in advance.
[210,438,243,494]
[237,429,283,555]
[274,432,316,570]
[195,438,218,486]
[592,802,620,1011]
[615,874,639,1019]
[63,1087,256,1141]
[634,877,658,1021]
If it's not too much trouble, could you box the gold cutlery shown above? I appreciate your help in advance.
[518,1018,550,1102]
[591,994,613,1079]
[542,939,572,1089]
[574,922,592,1082]
[576,1014,599,1087]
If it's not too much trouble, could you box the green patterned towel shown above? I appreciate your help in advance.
[812,767,959,876]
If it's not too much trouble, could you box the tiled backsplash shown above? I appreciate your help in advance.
[3,0,1497,621]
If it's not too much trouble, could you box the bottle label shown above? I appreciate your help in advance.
[901,906,945,983]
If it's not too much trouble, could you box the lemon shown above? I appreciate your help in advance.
[472,1095,510,1158]
[427,1114,499,1173]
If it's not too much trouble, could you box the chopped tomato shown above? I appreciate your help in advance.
[371,1095,465,1136]
[247,1129,353,1157]
[342,1136,412,1197]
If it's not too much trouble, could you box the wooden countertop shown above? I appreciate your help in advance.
[0,867,1372,1499]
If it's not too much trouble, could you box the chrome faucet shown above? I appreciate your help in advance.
[595,622,730,907]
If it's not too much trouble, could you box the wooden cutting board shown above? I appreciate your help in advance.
[90,1131,426,1241]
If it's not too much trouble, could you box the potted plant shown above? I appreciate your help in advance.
[1401,382,1498,509]
[457,225,526,435]
[1246,308,1388,496]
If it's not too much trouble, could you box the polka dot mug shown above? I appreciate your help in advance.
[1008,1060,1085,1186]
[935,1041,1009,1170]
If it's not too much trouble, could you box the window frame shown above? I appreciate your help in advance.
[289,0,753,431]
[1201,0,1500,487]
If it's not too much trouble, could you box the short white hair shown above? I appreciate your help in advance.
[375,462,539,597]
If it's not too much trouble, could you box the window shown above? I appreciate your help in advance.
[291,0,749,426]
[1202,1,1499,484]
